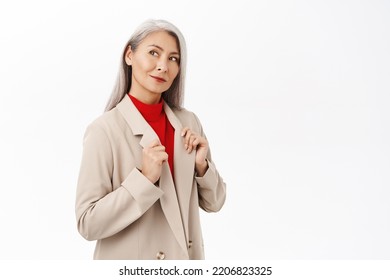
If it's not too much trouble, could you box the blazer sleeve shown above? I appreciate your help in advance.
[192,113,227,212]
[75,122,163,241]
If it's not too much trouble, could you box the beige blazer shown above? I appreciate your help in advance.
[75,96,226,260]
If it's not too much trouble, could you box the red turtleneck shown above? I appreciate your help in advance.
[129,94,175,177]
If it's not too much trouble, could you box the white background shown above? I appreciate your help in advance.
[0,0,389,260]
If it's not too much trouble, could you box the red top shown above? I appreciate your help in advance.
[129,94,175,176]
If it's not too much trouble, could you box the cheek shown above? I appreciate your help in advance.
[134,56,154,73]
[170,65,180,79]
[141,62,154,74]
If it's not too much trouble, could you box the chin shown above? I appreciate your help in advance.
[149,87,169,95]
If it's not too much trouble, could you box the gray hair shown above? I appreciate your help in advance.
[104,19,187,111]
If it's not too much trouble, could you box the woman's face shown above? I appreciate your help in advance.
[125,31,180,102]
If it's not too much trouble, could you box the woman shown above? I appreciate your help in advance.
[75,19,226,260]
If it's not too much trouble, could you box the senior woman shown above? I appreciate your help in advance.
[75,19,226,260]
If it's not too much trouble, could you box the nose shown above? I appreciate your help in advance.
[157,60,168,72]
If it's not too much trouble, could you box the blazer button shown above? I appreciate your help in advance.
[188,240,193,249]
[156,251,165,260]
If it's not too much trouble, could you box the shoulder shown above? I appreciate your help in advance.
[172,107,203,131]
[172,107,195,120]
[84,107,125,136]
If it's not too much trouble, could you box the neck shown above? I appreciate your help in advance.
[128,91,162,105]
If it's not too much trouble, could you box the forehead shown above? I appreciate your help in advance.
[140,31,179,52]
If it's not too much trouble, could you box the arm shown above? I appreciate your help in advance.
[182,113,226,212]
[75,123,163,241]
[196,158,226,212]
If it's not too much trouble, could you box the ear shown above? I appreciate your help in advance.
[124,45,133,66]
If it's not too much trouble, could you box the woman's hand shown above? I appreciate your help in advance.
[141,139,168,184]
[181,127,209,176]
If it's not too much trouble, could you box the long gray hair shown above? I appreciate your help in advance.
[104,19,187,112]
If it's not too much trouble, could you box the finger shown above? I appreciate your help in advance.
[152,145,166,152]
[181,127,190,137]
[161,152,168,162]
[149,151,166,164]
[149,138,161,148]
[188,135,197,153]
[192,137,200,148]
[155,152,168,164]
[184,130,193,149]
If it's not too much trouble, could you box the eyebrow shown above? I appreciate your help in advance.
[148,44,180,55]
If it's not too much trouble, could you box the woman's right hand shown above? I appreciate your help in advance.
[141,139,168,184]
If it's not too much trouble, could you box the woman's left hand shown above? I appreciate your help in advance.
[181,127,209,176]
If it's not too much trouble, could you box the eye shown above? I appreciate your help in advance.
[149,50,158,56]
[169,56,180,63]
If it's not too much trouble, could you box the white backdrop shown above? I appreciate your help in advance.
[0,0,389,260]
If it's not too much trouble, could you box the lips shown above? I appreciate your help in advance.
[150,75,167,82]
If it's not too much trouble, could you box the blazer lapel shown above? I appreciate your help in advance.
[164,104,195,247]
[117,96,189,256]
